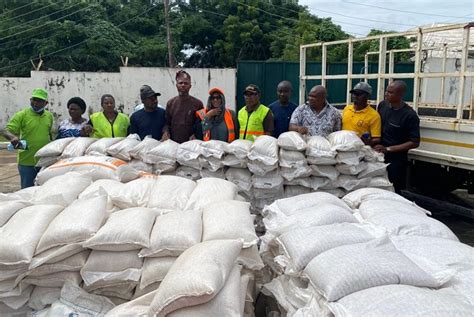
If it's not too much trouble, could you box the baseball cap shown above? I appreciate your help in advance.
[243,84,260,95]
[140,85,161,100]
[31,88,48,101]
[350,82,372,95]
[209,87,224,95]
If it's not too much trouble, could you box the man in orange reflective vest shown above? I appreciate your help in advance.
[195,87,238,142]
[238,84,274,141]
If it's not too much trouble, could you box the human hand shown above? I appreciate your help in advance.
[10,136,20,148]
[189,134,196,140]
[161,131,170,141]
[206,108,221,118]
[373,144,387,153]
[81,125,93,136]
[298,126,309,135]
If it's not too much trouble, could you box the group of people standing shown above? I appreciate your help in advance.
[3,69,419,194]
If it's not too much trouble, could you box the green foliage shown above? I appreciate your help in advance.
[0,0,411,76]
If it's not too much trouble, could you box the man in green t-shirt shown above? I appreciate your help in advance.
[3,88,53,188]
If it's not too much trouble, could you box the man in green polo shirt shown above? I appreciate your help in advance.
[3,88,53,188]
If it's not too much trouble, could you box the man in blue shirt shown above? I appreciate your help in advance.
[129,85,167,140]
[268,81,298,138]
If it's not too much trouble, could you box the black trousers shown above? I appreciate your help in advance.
[385,155,408,194]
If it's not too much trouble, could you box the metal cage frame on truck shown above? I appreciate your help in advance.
[299,22,474,194]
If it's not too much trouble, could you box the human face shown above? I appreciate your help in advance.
[30,98,47,112]
[101,96,115,113]
[277,85,292,104]
[143,95,158,110]
[68,103,83,121]
[385,84,402,104]
[176,77,191,96]
[351,91,368,107]
[308,91,325,109]
[210,93,222,109]
[244,91,260,108]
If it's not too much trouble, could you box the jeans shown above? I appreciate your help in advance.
[18,165,41,189]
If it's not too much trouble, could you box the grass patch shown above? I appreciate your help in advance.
[0,135,7,142]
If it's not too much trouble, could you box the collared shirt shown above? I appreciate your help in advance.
[342,104,381,138]
[289,102,342,137]
[268,100,298,138]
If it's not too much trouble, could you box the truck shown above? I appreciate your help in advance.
[299,23,474,201]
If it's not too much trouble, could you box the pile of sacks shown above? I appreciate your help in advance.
[0,173,263,316]
[34,131,391,216]
[259,188,474,316]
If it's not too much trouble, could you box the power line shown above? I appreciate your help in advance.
[0,5,158,73]
[0,2,84,34]
[0,1,59,23]
[0,4,94,42]
[342,0,473,18]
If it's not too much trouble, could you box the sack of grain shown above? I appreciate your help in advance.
[35,195,108,254]
[139,210,202,257]
[310,165,339,181]
[0,201,31,227]
[175,166,201,181]
[358,162,388,178]
[283,185,311,198]
[200,168,226,179]
[148,239,242,316]
[252,170,284,189]
[336,162,368,175]
[277,132,307,151]
[27,286,61,311]
[111,177,157,209]
[335,151,364,165]
[147,176,196,210]
[26,250,89,278]
[200,140,229,159]
[186,178,238,210]
[85,137,125,156]
[147,139,179,165]
[61,137,98,158]
[334,175,371,191]
[177,140,203,169]
[226,139,252,159]
[222,154,248,168]
[129,136,161,162]
[105,134,141,161]
[361,145,385,162]
[78,179,125,200]
[342,187,418,209]
[279,149,307,168]
[35,137,75,158]
[247,159,278,176]
[248,136,279,165]
[29,244,85,270]
[128,159,153,173]
[139,257,176,290]
[199,156,224,172]
[328,131,364,152]
[225,168,252,193]
[35,156,59,168]
[306,136,336,161]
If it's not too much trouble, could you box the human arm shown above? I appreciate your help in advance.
[4,112,22,147]
[263,110,274,136]
[288,106,308,134]
[374,112,420,153]
[368,111,382,146]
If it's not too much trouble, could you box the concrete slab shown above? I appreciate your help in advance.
[0,149,20,193]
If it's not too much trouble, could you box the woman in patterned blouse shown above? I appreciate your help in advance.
[56,97,88,139]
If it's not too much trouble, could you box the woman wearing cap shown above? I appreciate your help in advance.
[195,87,238,142]
[85,94,130,138]
[56,97,89,139]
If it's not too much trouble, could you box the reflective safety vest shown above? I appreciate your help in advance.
[238,104,269,141]
[195,109,236,142]
[90,112,129,138]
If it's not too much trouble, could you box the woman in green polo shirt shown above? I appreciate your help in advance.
[84,94,130,138]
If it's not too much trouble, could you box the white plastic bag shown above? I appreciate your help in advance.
[186,178,238,210]
[335,151,363,165]
[129,137,161,162]
[226,139,252,159]
[175,166,201,181]
[306,136,336,160]
[147,176,196,210]
[111,177,157,209]
[177,140,203,169]
[277,132,307,151]
[310,165,339,180]
[247,136,279,165]
[86,137,124,156]
[107,134,141,161]
[279,149,307,168]
[35,137,75,158]
[61,137,98,158]
[200,140,229,158]
[28,286,61,311]
[328,131,364,152]
[336,162,368,175]
[225,168,252,193]
[358,162,388,178]
[147,139,179,165]
[342,187,417,209]
[334,175,371,191]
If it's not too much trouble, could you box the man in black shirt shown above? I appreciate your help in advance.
[374,81,420,193]
[129,85,167,140]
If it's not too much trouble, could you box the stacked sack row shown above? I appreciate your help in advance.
[258,188,474,316]
[0,173,263,316]
[34,130,391,216]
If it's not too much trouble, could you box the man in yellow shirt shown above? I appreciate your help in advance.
[342,82,381,145]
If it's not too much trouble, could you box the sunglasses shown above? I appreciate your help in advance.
[211,96,221,100]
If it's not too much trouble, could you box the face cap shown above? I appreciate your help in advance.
[31,88,48,101]
[350,82,372,95]
[140,85,161,100]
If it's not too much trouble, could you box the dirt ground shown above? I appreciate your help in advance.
[0,149,20,193]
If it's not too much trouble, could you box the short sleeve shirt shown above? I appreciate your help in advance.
[6,108,53,166]
[377,100,420,148]
[57,118,87,138]
[268,101,298,138]
[289,102,342,137]
[129,108,166,140]
[342,104,381,138]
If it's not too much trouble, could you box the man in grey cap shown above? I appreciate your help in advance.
[129,85,167,140]
[342,81,381,145]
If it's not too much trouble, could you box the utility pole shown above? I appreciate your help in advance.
[163,0,176,67]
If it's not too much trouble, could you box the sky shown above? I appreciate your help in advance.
[299,0,474,37]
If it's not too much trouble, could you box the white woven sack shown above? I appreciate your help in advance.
[247,159,278,176]
[264,203,357,237]
[264,191,351,217]
[358,199,430,218]
[140,257,176,289]
[236,245,264,271]
[310,176,330,190]
[199,156,224,172]
[0,284,33,310]
[29,243,84,270]
[133,282,160,299]
[252,170,284,189]
[304,238,455,301]
[0,200,31,227]
[200,168,225,179]
[358,162,388,178]
[253,186,284,200]
[83,207,157,251]
[177,140,203,169]
[283,177,313,188]
[390,235,474,268]
[28,286,61,311]
[277,132,307,151]
[306,136,336,158]
[167,266,243,317]
[186,177,238,210]
[85,137,124,156]
[200,140,229,158]
[61,137,98,158]
[91,283,135,300]
[342,187,417,209]
[36,156,59,168]
[328,284,474,317]
[324,188,346,198]
[106,289,157,317]
[153,162,177,174]
[78,179,125,200]
[0,186,37,202]
[310,165,339,180]
[279,149,307,168]
[328,131,364,152]
[202,201,258,248]
[35,195,108,254]
[111,177,157,209]
[128,159,153,173]
[275,223,376,274]
[80,250,143,287]
[441,269,474,306]
[335,151,364,165]
[175,166,201,181]
[139,210,202,257]
[281,166,312,182]
[336,162,368,175]
[283,185,311,198]
[35,137,75,158]
[222,154,247,168]
[247,135,279,165]
[106,134,141,161]
[26,250,89,277]
[0,205,63,266]
[334,175,370,191]
[34,172,92,205]
[146,139,179,165]
[225,168,252,192]
[129,137,161,162]
[226,139,252,159]
[147,175,196,210]
[148,239,243,317]
[369,176,393,189]
[23,271,82,288]
[361,145,385,162]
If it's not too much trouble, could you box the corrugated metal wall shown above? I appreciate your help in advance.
[236,61,414,110]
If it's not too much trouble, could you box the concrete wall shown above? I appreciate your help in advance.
[0,67,236,130]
